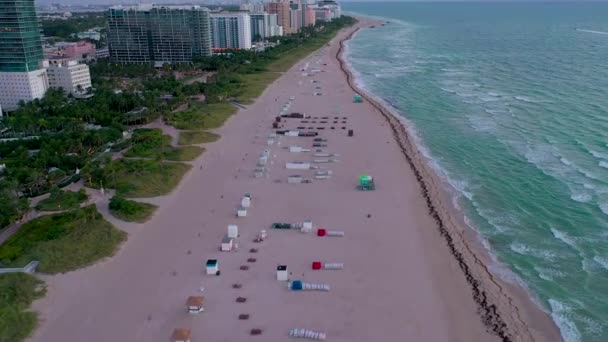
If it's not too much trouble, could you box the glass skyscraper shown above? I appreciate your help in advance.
[107,5,212,65]
[0,0,44,72]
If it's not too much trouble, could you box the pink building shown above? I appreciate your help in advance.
[62,41,96,60]
[305,7,316,27]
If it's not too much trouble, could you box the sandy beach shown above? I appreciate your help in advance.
[30,19,561,342]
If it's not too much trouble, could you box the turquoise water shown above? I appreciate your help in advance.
[343,2,608,341]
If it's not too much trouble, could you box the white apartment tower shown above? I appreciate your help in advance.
[210,13,252,50]
[46,60,92,94]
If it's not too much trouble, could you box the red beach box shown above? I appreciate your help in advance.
[312,261,322,270]
[317,228,326,237]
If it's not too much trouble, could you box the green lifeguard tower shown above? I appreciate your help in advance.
[357,174,375,191]
[353,93,363,103]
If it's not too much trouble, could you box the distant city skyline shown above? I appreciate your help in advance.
[36,0,608,7]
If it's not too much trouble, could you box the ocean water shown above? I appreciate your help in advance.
[343,2,608,341]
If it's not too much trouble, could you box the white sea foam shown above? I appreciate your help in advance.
[484,109,506,115]
[550,227,579,250]
[581,259,592,273]
[593,256,608,270]
[570,192,592,203]
[589,149,608,160]
[583,183,595,190]
[509,242,557,261]
[599,203,608,216]
[478,96,500,102]
[549,299,582,342]
[560,157,572,166]
[514,95,540,103]
[456,92,477,98]
[598,161,608,169]
[535,266,565,281]
[468,115,497,132]
[458,82,480,88]
[576,28,608,35]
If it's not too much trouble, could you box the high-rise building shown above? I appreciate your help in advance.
[316,0,341,21]
[252,2,266,13]
[250,12,283,41]
[266,1,291,34]
[250,13,268,41]
[107,5,212,66]
[304,6,316,27]
[0,0,48,112]
[289,9,302,32]
[210,13,252,50]
[0,0,44,72]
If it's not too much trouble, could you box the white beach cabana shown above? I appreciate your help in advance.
[227,224,239,239]
[205,259,219,275]
[236,207,247,217]
[288,175,303,184]
[286,162,311,170]
[277,265,288,281]
[220,235,233,252]
[241,196,251,208]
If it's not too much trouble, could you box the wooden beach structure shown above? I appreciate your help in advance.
[171,328,191,342]
[186,296,204,314]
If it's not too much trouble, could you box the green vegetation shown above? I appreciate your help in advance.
[124,129,171,159]
[0,273,46,342]
[165,103,236,130]
[124,128,203,161]
[97,159,191,197]
[236,72,281,104]
[178,131,220,145]
[162,146,204,161]
[0,206,126,274]
[0,180,29,229]
[42,13,105,42]
[35,188,87,212]
[109,196,157,223]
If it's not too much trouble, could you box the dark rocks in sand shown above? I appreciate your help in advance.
[236,297,247,303]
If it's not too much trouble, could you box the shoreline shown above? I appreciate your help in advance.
[26,18,562,342]
[338,20,562,342]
